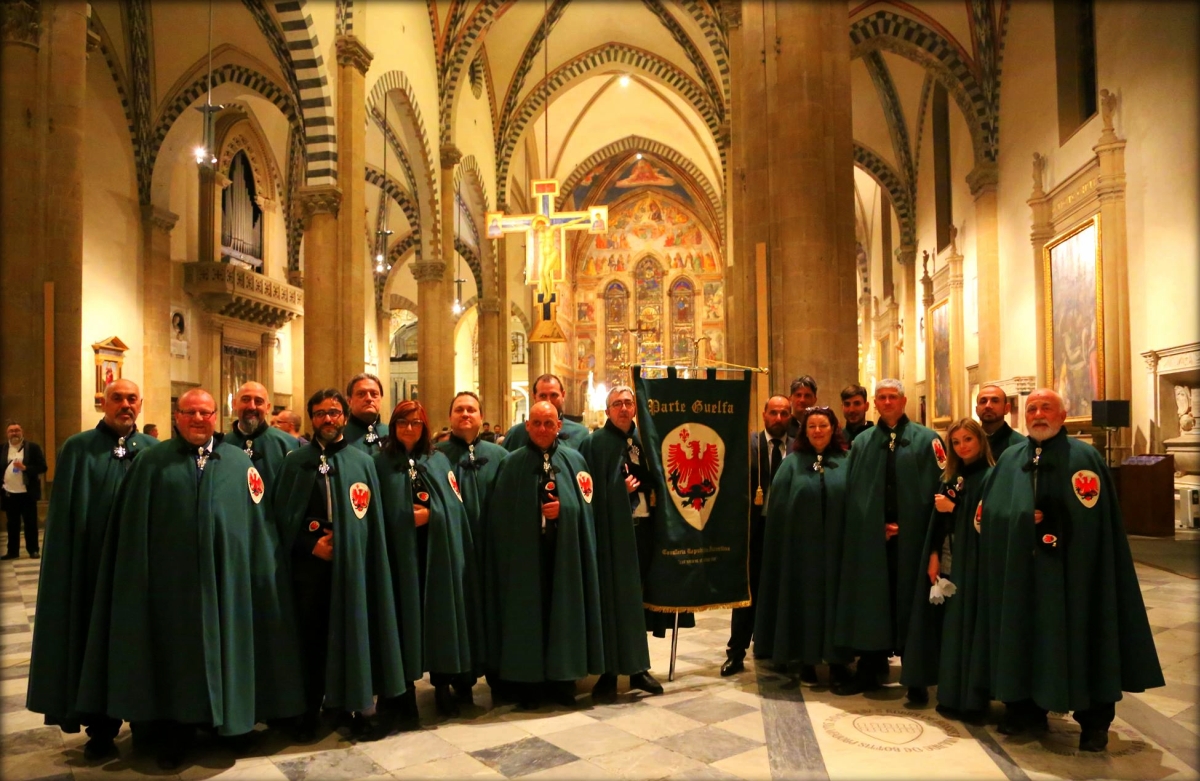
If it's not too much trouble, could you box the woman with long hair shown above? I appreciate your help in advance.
[374,400,483,723]
[754,406,853,686]
[901,417,995,718]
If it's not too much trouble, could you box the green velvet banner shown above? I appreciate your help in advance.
[634,367,751,611]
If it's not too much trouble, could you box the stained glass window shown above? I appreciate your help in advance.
[605,281,628,387]
[670,277,695,364]
[634,257,664,375]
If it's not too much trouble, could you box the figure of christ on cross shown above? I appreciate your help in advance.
[487,180,608,342]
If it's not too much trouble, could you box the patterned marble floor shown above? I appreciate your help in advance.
[1,528,1198,781]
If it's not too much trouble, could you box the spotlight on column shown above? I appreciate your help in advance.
[194,146,208,164]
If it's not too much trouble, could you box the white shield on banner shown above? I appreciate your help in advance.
[661,423,726,530]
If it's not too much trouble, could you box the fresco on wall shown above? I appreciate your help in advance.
[577,336,596,372]
[577,301,594,324]
[577,193,720,281]
[571,154,695,210]
[703,282,724,321]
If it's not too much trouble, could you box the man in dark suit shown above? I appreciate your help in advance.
[786,376,819,439]
[3,422,48,559]
[722,395,792,676]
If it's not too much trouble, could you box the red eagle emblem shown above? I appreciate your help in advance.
[932,439,948,469]
[308,520,321,532]
[447,471,462,502]
[1072,469,1101,508]
[576,472,594,503]
[666,429,720,511]
[417,491,430,502]
[247,467,265,504]
[349,482,371,518]
[1042,533,1058,546]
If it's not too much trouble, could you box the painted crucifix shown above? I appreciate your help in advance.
[487,179,607,342]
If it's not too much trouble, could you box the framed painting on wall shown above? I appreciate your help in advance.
[929,300,952,427]
[1044,214,1103,425]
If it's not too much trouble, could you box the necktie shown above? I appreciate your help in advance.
[769,438,783,479]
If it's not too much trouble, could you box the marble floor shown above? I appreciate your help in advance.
[1,530,1198,781]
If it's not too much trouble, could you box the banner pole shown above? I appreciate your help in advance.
[669,611,681,682]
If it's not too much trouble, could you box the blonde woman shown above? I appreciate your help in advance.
[901,418,994,719]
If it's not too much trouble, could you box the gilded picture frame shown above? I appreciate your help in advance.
[1043,214,1104,425]
[929,299,952,427]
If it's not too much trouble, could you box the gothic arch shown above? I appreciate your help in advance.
[675,0,729,102]
[454,154,497,298]
[495,43,722,206]
[217,114,283,202]
[511,302,532,335]
[637,0,724,116]
[438,0,509,147]
[387,233,421,267]
[454,237,485,299]
[853,141,916,247]
[365,164,421,233]
[389,293,418,312]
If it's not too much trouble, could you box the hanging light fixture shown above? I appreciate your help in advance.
[193,0,224,166]
[375,94,394,274]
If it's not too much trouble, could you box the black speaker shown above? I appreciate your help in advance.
[1091,400,1130,428]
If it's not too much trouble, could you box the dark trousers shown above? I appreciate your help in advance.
[727,512,764,659]
[1006,699,1116,731]
[293,569,333,715]
[4,491,38,555]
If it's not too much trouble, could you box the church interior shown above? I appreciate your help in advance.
[2,0,1199,779]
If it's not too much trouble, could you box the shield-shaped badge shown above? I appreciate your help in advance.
[350,482,371,519]
[576,472,593,503]
[1072,469,1100,508]
[247,467,265,504]
[662,423,725,531]
[448,471,462,502]
[308,520,321,532]
[932,439,948,470]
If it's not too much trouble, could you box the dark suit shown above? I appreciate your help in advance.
[3,439,47,555]
[726,430,789,660]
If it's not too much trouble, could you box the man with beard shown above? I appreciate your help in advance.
[840,384,874,443]
[3,421,47,559]
[786,376,818,439]
[226,382,299,493]
[485,401,604,708]
[833,379,944,703]
[976,385,1023,457]
[273,389,407,742]
[27,380,157,760]
[579,386,664,701]
[502,375,589,451]
[343,374,389,453]
[975,389,1163,752]
[77,389,305,768]
[722,395,792,676]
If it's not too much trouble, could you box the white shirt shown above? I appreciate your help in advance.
[4,443,26,494]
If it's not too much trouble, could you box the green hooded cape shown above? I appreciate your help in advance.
[77,435,305,735]
[436,434,508,568]
[835,416,944,653]
[226,422,298,498]
[484,444,605,682]
[578,424,652,675]
[900,458,990,712]
[975,430,1163,712]
[275,443,408,711]
[26,422,157,730]
[345,415,389,455]
[375,448,483,676]
[754,448,851,666]
[987,422,1025,459]
[502,417,589,452]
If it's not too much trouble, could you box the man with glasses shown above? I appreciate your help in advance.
[344,373,389,453]
[579,386,664,701]
[502,374,589,452]
[226,381,298,497]
[273,389,407,742]
[77,389,305,769]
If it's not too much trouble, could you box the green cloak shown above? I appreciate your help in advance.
[275,443,408,711]
[975,430,1163,712]
[754,448,851,666]
[436,434,508,566]
[344,415,389,455]
[226,422,299,498]
[77,435,305,735]
[845,421,875,443]
[502,417,589,452]
[987,422,1024,459]
[375,448,483,676]
[484,444,605,681]
[26,422,156,729]
[578,424,652,675]
[900,458,990,712]
[835,416,944,653]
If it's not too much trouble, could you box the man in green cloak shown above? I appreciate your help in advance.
[274,388,408,742]
[579,385,664,701]
[977,384,1023,456]
[27,380,157,760]
[436,391,508,561]
[833,378,944,703]
[485,401,604,708]
[840,384,875,443]
[225,381,298,494]
[343,373,389,453]
[77,389,305,769]
[976,388,1163,752]
[502,374,589,451]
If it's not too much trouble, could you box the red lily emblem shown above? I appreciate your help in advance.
[247,467,265,504]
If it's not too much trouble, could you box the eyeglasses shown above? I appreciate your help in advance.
[178,409,216,420]
[608,399,635,409]
[393,420,423,430]
[312,409,345,421]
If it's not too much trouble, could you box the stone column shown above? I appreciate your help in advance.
[199,314,224,410]
[260,330,277,402]
[412,260,450,415]
[335,35,373,385]
[493,225,512,431]
[256,195,276,275]
[738,0,857,388]
[376,308,391,414]
[1028,154,1053,387]
[477,297,502,424]
[289,268,306,419]
[142,206,178,428]
[298,185,342,395]
[946,242,968,420]
[0,1,44,440]
[436,145,462,414]
[921,254,934,425]
[968,162,1001,383]
[896,244,918,419]
[198,167,230,264]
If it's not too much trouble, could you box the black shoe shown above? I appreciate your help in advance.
[906,686,929,705]
[1078,727,1109,752]
[720,656,745,677]
[0,553,18,560]
[799,665,818,685]
[548,681,577,707]
[29,551,39,559]
[832,679,866,696]
[629,671,663,695]
[829,664,852,687]
[292,712,320,743]
[452,681,474,705]
[156,745,186,770]
[347,712,386,742]
[83,736,117,761]
[592,673,618,702]
[998,706,1047,735]
[434,684,460,717]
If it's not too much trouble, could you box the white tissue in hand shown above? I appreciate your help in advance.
[928,577,957,604]
[938,577,957,597]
